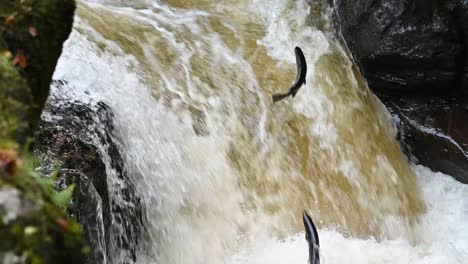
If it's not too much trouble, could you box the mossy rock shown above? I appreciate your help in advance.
[0,0,75,145]
[0,0,88,263]
[0,52,31,149]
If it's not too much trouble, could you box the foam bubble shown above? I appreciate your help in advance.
[229,166,468,264]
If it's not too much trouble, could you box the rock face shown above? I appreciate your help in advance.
[456,1,468,91]
[334,0,468,183]
[383,96,468,183]
[36,81,144,264]
[334,0,468,94]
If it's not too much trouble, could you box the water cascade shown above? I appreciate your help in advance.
[50,0,468,263]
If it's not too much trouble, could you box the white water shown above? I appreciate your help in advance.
[51,0,468,263]
[229,166,468,264]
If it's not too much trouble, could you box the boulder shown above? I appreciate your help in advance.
[334,0,468,94]
[383,95,468,183]
[334,0,468,183]
[36,81,144,264]
[458,1,468,91]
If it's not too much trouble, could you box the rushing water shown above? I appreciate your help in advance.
[51,0,468,263]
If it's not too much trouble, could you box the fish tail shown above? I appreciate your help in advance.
[272,93,290,103]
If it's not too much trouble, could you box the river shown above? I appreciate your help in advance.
[51,0,468,263]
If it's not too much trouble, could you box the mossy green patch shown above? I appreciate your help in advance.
[1,0,75,144]
[0,51,33,149]
[0,158,88,264]
[0,0,88,263]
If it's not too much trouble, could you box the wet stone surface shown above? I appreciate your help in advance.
[383,95,468,183]
[334,0,468,95]
[36,80,144,264]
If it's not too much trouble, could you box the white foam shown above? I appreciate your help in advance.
[229,166,468,264]
[54,1,468,264]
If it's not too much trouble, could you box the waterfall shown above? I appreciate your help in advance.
[50,0,468,263]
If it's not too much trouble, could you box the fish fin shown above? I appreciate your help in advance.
[292,87,301,97]
[272,93,290,103]
[303,210,320,264]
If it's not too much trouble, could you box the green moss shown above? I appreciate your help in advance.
[0,0,75,144]
[0,51,33,149]
[0,158,88,264]
[0,0,88,263]
[0,208,88,263]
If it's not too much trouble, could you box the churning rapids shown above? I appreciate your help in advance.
[49,0,468,263]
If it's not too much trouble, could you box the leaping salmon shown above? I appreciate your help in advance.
[303,210,320,264]
[272,47,307,103]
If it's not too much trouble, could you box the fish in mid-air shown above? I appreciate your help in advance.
[303,210,320,264]
[272,46,307,103]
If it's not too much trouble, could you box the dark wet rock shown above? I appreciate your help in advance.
[333,0,468,183]
[334,0,468,94]
[70,170,107,264]
[36,81,144,264]
[458,1,468,91]
[383,95,468,183]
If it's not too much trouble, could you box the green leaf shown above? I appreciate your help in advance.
[51,184,75,209]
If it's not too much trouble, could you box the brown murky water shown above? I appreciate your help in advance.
[72,0,425,262]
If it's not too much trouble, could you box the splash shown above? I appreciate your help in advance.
[229,166,468,264]
[48,0,464,263]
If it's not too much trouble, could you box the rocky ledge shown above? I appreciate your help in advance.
[334,0,467,94]
[334,0,468,183]
[36,81,144,264]
[384,95,468,184]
